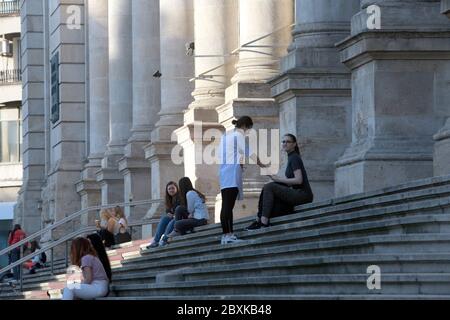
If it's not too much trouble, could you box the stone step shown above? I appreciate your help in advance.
[118,214,450,269]
[111,253,450,286]
[146,192,450,256]
[181,178,450,238]
[112,233,450,277]
[111,273,450,297]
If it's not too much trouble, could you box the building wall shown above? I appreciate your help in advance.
[14,0,450,238]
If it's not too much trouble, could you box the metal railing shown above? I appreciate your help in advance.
[0,199,160,292]
[0,0,20,15]
[0,69,21,84]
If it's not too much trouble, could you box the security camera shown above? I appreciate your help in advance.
[153,70,162,78]
[185,42,195,56]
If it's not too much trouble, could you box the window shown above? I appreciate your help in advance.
[50,52,60,123]
[0,107,21,163]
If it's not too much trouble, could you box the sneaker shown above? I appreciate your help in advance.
[245,221,261,231]
[159,239,168,246]
[167,230,180,238]
[146,242,158,249]
[221,234,244,244]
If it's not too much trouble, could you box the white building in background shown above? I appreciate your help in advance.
[14,0,450,240]
[0,0,22,255]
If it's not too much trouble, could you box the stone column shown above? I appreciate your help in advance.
[270,0,359,201]
[335,0,450,196]
[76,0,109,224]
[215,0,293,220]
[143,0,194,235]
[175,0,238,217]
[118,0,159,222]
[97,0,133,205]
[434,0,450,176]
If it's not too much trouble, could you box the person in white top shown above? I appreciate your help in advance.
[218,116,268,244]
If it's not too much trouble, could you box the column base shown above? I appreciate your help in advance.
[118,156,151,222]
[434,119,450,176]
[335,141,434,197]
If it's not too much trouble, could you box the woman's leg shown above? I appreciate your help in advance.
[174,206,189,220]
[161,219,176,243]
[152,215,172,244]
[220,188,239,234]
[62,281,109,300]
[262,183,312,222]
[175,219,207,235]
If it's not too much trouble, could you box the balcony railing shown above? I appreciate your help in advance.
[0,69,21,84]
[0,0,20,16]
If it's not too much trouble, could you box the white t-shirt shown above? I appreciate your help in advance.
[218,129,254,200]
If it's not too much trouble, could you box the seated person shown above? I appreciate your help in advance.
[147,181,181,249]
[246,134,314,230]
[97,209,116,248]
[167,177,208,241]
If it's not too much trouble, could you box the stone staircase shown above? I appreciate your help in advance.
[2,175,450,300]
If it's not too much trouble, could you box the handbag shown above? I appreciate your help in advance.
[115,230,132,244]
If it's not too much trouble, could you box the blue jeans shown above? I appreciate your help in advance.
[10,248,21,280]
[152,214,175,244]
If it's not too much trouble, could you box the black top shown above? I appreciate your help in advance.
[285,151,312,193]
[167,197,180,214]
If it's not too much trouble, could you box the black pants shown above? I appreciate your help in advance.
[256,187,294,220]
[98,228,115,248]
[173,206,207,234]
[220,187,239,234]
[261,182,313,219]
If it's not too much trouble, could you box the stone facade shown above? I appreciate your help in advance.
[15,0,450,238]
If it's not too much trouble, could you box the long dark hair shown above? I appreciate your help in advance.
[164,181,179,210]
[87,233,112,282]
[232,116,253,129]
[284,133,300,155]
[70,237,98,267]
[10,224,21,241]
[178,177,206,207]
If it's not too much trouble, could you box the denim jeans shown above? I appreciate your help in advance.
[10,248,21,280]
[153,214,174,244]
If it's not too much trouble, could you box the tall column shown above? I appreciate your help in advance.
[76,0,109,223]
[434,0,450,175]
[97,0,133,205]
[143,0,194,235]
[335,0,450,196]
[270,0,359,201]
[216,0,294,221]
[175,0,238,217]
[14,0,46,233]
[118,0,159,222]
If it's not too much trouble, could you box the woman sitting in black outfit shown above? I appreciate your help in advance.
[245,133,313,230]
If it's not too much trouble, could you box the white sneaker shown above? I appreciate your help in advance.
[221,234,244,244]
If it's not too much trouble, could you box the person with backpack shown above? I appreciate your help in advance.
[26,240,47,274]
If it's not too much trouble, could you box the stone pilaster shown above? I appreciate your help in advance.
[15,0,46,233]
[335,0,450,196]
[42,0,86,235]
[270,0,359,201]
